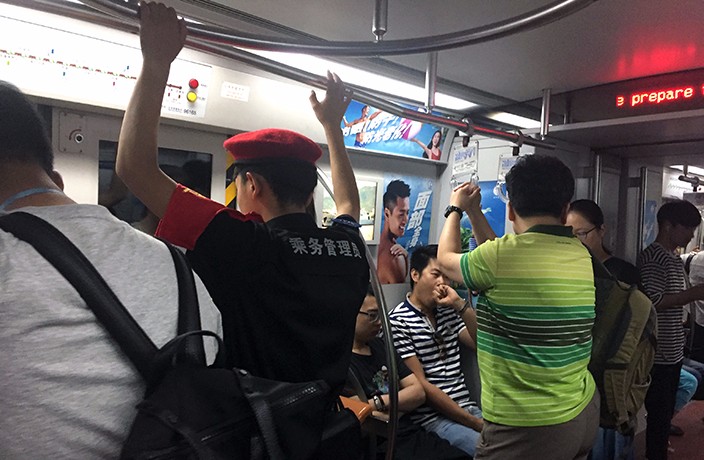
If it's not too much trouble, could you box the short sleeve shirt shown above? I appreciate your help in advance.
[460,225,596,427]
[349,337,412,399]
[156,185,370,391]
[388,298,473,427]
[638,242,686,364]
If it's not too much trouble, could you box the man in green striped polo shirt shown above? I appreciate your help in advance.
[438,155,599,460]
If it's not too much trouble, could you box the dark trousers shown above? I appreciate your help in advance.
[645,361,683,460]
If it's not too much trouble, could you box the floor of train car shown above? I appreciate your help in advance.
[634,400,704,459]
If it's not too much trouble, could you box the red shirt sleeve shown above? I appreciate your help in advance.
[155,184,262,250]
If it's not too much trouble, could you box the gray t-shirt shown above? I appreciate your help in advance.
[0,204,222,458]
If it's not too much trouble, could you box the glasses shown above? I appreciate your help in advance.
[432,331,447,361]
[574,227,597,240]
[358,310,381,323]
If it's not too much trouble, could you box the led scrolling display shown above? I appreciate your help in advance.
[616,85,701,108]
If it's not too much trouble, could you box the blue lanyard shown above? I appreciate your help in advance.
[0,188,64,211]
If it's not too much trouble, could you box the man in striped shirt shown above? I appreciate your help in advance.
[438,155,599,460]
[389,245,483,456]
[638,200,704,460]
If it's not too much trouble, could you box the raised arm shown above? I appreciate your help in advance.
[309,72,359,220]
[410,137,433,157]
[115,2,185,218]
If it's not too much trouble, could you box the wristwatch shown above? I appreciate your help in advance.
[444,205,463,218]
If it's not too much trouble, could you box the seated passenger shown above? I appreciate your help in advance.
[0,81,222,457]
[348,286,470,460]
[388,245,482,457]
[115,2,369,395]
[438,155,599,460]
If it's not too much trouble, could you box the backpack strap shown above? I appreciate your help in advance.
[162,240,206,366]
[0,212,199,380]
[685,252,696,276]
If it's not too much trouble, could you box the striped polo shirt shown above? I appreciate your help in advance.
[389,298,476,426]
[460,225,596,427]
[638,242,686,365]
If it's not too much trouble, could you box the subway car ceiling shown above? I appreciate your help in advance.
[3,0,704,171]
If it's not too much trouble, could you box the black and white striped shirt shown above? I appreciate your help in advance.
[638,242,686,364]
[389,298,475,426]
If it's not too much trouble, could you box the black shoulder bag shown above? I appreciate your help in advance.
[0,211,357,459]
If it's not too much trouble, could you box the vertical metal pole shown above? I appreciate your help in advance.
[540,88,551,139]
[372,0,388,42]
[637,167,647,253]
[593,153,602,203]
[425,51,438,112]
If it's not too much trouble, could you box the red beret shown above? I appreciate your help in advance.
[224,128,322,165]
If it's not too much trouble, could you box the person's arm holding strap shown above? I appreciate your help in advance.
[116,2,184,218]
[309,72,360,221]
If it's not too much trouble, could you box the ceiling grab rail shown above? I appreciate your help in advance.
[68,0,558,149]
[84,0,597,57]
[315,168,399,460]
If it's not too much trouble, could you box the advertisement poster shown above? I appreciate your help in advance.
[341,100,446,160]
[377,175,434,284]
[460,181,507,246]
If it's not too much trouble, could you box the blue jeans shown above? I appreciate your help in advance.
[424,405,483,456]
[590,427,634,460]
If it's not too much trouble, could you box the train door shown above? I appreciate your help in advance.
[51,107,229,226]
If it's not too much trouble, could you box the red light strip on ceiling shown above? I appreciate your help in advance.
[616,85,700,108]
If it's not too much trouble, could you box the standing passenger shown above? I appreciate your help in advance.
[638,200,704,460]
[438,154,599,460]
[115,2,369,395]
[0,81,222,457]
[566,199,637,460]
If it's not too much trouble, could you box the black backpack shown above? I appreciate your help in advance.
[0,212,359,459]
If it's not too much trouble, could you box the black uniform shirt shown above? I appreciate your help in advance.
[157,185,370,391]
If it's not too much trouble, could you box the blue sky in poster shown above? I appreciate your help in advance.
[460,181,507,238]
[381,174,434,251]
[341,100,445,158]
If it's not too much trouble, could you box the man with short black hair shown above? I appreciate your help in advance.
[116,2,369,394]
[389,245,482,456]
[438,154,599,460]
[638,199,704,460]
[378,179,411,284]
[0,81,222,457]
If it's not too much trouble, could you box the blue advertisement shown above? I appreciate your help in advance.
[342,100,446,160]
[377,174,434,284]
[460,181,507,241]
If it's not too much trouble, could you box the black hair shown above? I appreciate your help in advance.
[569,199,604,227]
[383,180,411,211]
[0,81,53,173]
[409,245,438,290]
[234,159,317,208]
[569,199,611,254]
[366,284,376,297]
[657,200,701,228]
[505,154,574,218]
[427,130,442,149]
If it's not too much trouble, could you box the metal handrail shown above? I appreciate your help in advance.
[316,168,399,460]
[86,0,597,57]
[3,0,558,148]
